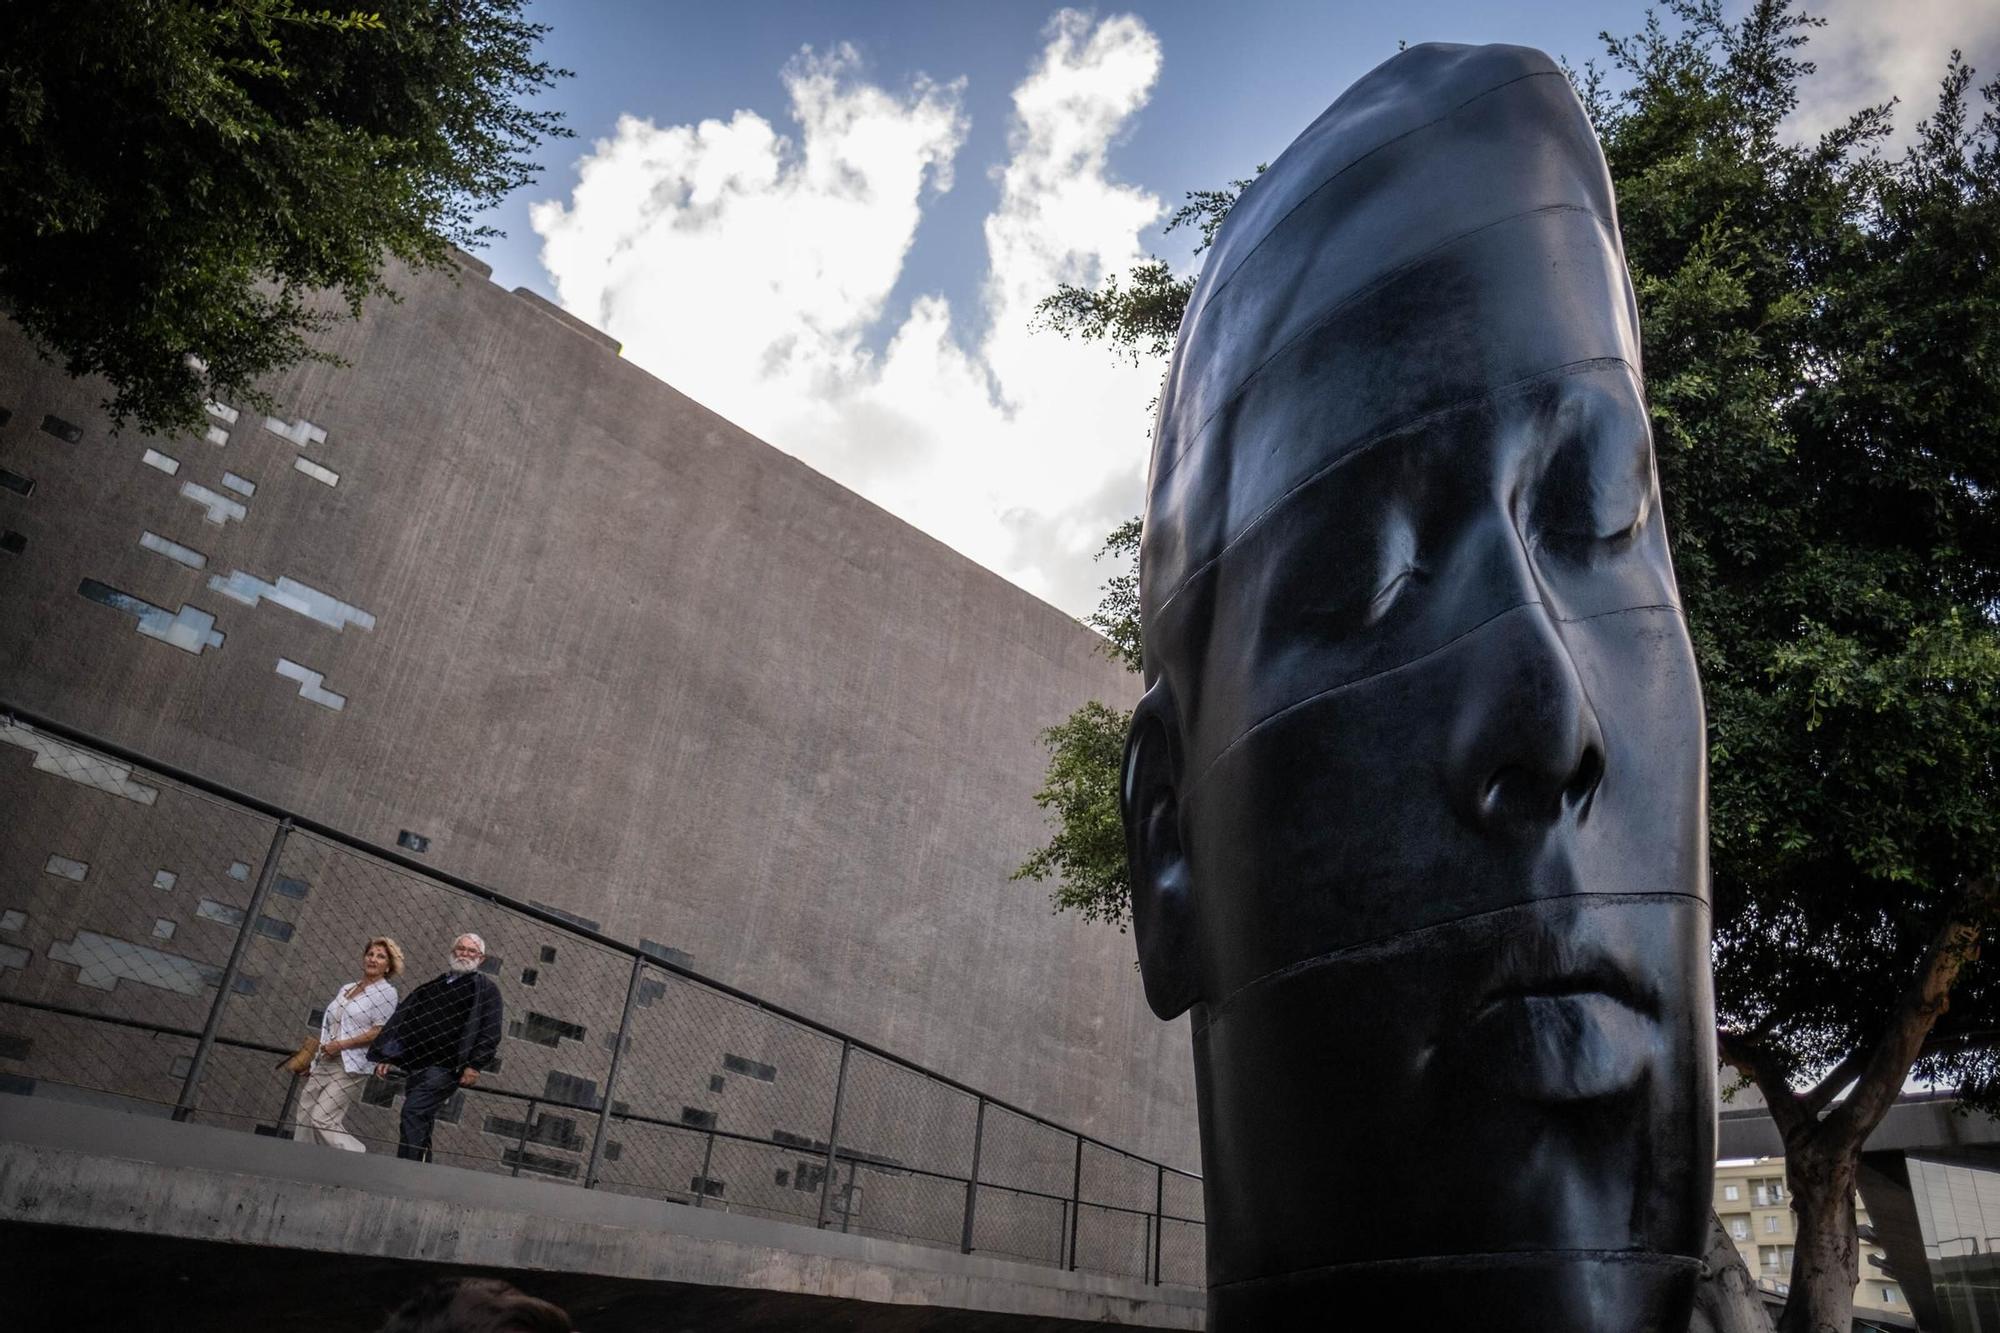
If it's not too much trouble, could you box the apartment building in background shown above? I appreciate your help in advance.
[1714,1157,1905,1317]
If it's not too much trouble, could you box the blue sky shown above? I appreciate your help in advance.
[474,1,1998,615]
[484,0,1621,316]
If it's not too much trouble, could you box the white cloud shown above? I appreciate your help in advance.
[1791,0,2000,146]
[530,12,1167,617]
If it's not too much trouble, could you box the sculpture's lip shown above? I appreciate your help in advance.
[1458,990,1660,1104]
[1450,939,1664,1104]
[1469,929,1661,1022]
[1203,892,1699,1024]
[1471,965,1656,1022]
[1445,927,1669,1103]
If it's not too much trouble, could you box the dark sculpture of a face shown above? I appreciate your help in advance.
[1122,44,1714,1330]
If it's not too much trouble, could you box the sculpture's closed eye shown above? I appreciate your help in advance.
[1532,433,1653,557]
[1365,563,1424,624]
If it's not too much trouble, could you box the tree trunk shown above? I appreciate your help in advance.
[1690,1210,1776,1333]
[1775,1148,1859,1333]
[1723,896,1991,1333]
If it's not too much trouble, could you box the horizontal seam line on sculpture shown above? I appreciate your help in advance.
[1149,355,1636,623]
[1191,68,1563,324]
[1204,891,1711,1021]
[1160,195,1608,490]
[1156,200,1618,493]
[1210,1249,1705,1290]
[1558,602,1681,624]
[1181,598,1539,796]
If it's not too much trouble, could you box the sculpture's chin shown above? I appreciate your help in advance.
[1190,895,1714,1305]
[1207,1250,1703,1332]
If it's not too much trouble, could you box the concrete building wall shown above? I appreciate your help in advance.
[0,253,1196,1169]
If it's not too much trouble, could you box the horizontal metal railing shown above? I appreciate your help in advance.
[0,700,1205,1286]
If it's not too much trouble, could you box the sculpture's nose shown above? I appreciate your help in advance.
[1445,603,1606,835]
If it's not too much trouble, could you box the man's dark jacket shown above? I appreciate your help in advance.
[368,970,502,1073]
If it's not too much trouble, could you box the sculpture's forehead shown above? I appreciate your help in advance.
[1141,43,1638,639]
[1189,43,1591,317]
[1144,214,1639,622]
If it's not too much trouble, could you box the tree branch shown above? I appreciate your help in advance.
[1719,1027,1813,1143]
[1822,880,1994,1153]
[1800,1045,1867,1119]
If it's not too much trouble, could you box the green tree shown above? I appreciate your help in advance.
[1022,7,2000,1330]
[1590,6,2000,1330]
[1032,172,1260,367]
[1011,183,1252,928]
[0,0,568,437]
[1010,522,1143,927]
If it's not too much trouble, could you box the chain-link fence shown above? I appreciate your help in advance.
[0,706,1205,1287]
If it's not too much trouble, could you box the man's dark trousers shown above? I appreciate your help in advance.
[397,1067,460,1162]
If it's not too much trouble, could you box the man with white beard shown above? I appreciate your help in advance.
[370,932,504,1162]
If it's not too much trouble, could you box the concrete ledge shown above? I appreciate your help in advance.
[1718,1095,2000,1160]
[448,246,495,279]
[511,285,623,353]
[0,1095,1202,1329]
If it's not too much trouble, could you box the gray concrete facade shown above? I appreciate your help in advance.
[0,1095,1203,1329]
[0,252,1195,1169]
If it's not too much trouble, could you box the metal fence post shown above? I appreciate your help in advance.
[510,1098,539,1177]
[275,1070,306,1138]
[817,1039,852,1229]
[695,1129,716,1207]
[1153,1163,1165,1284]
[274,1072,304,1128]
[1067,1134,1084,1271]
[960,1096,986,1253]
[584,954,647,1188]
[173,817,292,1121]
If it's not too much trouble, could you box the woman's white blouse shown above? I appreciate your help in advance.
[320,978,399,1074]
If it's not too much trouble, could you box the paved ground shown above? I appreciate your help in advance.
[6,1220,1170,1332]
[0,1094,1203,1331]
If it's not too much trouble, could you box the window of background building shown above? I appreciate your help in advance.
[1725,1184,1740,1201]
[1766,1214,1781,1234]
[1731,1217,1749,1239]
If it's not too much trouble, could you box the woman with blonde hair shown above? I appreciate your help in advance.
[296,936,402,1151]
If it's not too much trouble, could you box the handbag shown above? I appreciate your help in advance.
[279,1035,320,1075]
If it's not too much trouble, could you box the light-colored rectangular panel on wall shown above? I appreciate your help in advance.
[177,482,246,526]
[293,456,339,486]
[210,570,374,632]
[264,416,328,448]
[76,579,224,654]
[275,658,347,711]
[139,531,207,571]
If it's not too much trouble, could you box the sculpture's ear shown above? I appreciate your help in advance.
[1123,679,1201,1019]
